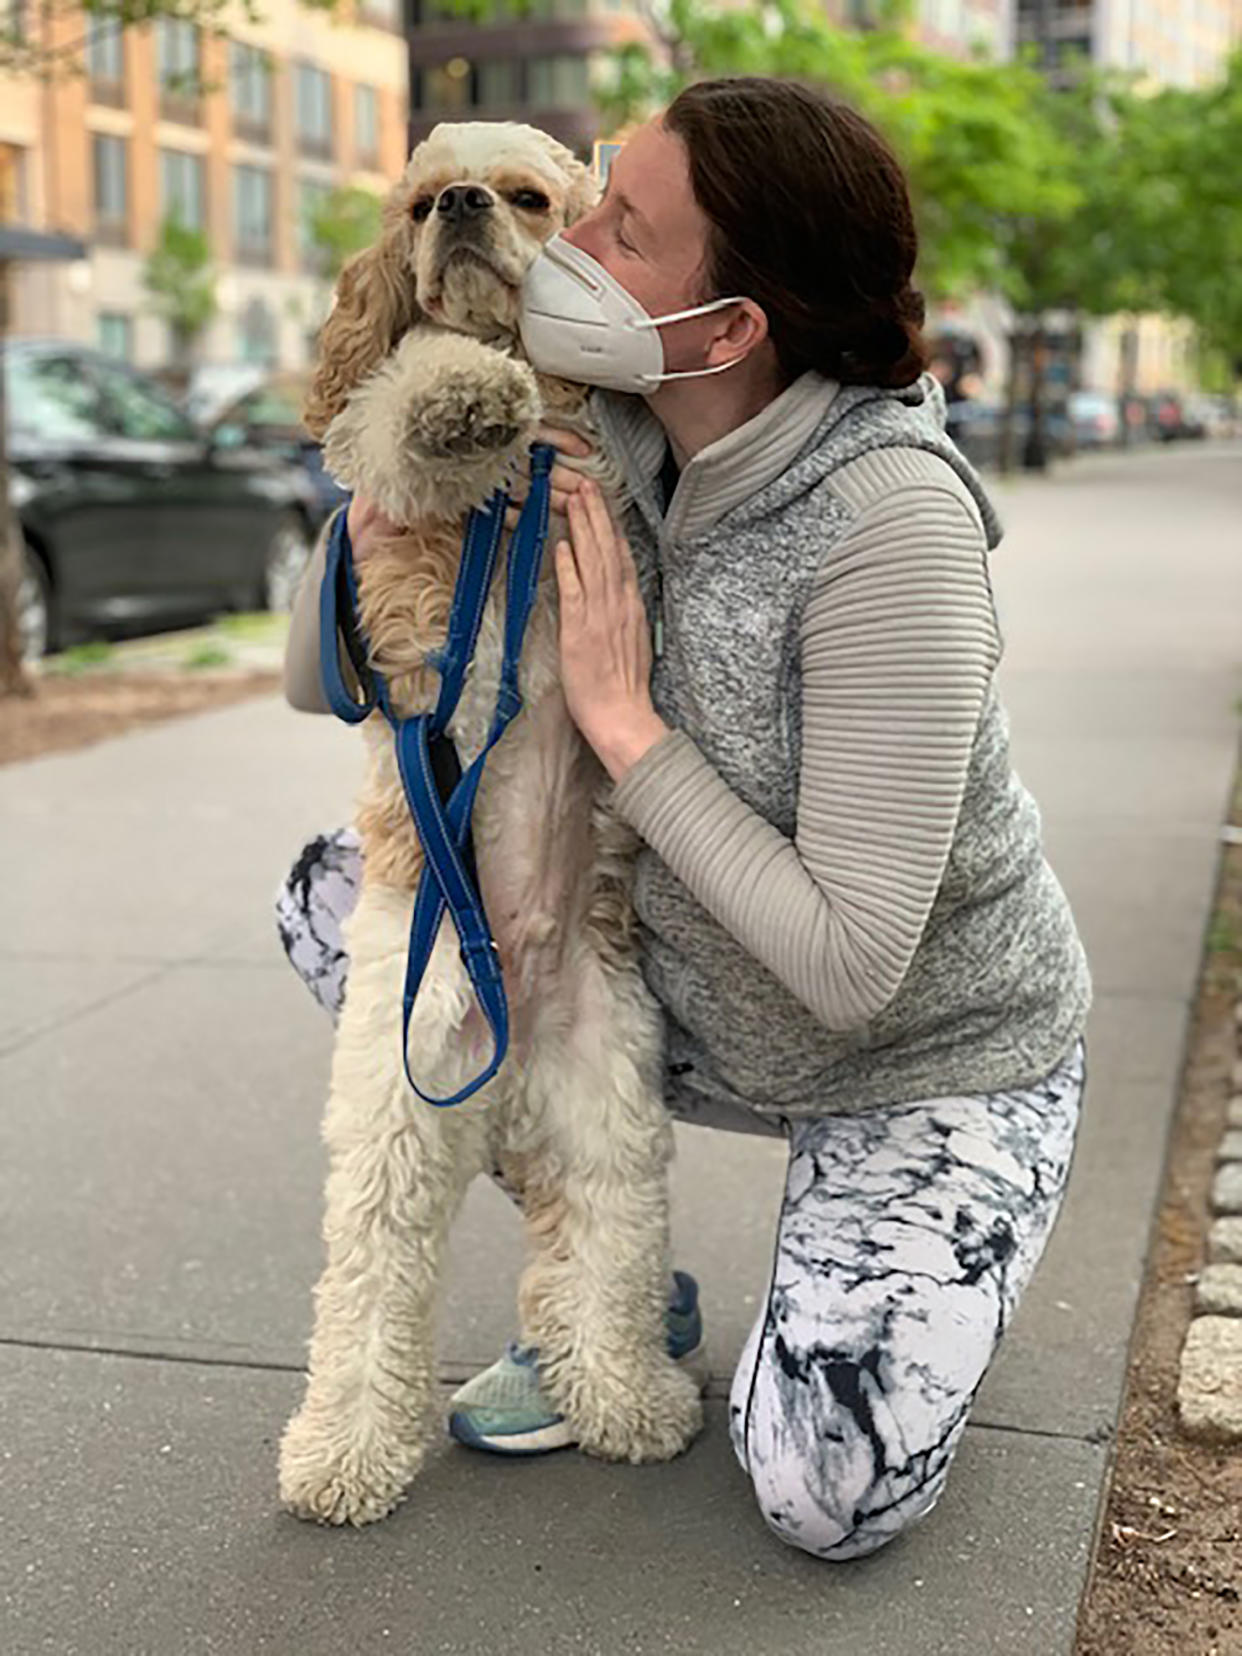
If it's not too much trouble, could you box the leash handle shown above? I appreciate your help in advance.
[399,442,557,1106]
[317,445,557,1108]
[319,507,376,723]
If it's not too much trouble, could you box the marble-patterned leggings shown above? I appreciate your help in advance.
[276,828,1085,1562]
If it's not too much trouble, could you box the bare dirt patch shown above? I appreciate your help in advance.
[1075,769,1242,1656]
[0,670,282,766]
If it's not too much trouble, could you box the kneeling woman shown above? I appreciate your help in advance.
[279,76,1090,1560]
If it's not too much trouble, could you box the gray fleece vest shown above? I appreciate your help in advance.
[592,379,1092,1118]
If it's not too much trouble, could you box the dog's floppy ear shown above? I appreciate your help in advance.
[561,155,599,228]
[303,191,422,441]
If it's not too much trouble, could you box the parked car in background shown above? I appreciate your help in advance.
[946,399,1072,470]
[203,373,347,528]
[1147,391,1205,442]
[1181,393,1237,440]
[1067,390,1120,450]
[4,340,317,661]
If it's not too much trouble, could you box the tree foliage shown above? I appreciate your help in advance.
[306,185,384,281]
[141,215,217,363]
[597,0,1081,300]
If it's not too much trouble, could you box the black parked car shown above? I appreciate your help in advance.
[5,341,318,660]
[203,372,348,528]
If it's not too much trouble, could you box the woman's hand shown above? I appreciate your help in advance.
[556,480,669,784]
[505,424,596,529]
[345,494,404,564]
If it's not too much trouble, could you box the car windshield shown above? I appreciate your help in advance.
[228,380,307,433]
[4,352,111,442]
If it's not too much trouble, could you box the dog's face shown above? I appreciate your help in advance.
[392,122,596,340]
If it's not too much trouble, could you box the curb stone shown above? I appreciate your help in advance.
[1214,1164,1242,1214]
[1194,1263,1242,1316]
[1177,996,1242,1441]
[1177,1317,1242,1441]
[1209,1217,1242,1264]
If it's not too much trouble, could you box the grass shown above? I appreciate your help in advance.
[52,641,117,675]
[181,642,234,671]
[216,611,285,641]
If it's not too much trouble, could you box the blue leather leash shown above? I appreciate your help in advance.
[319,442,555,1107]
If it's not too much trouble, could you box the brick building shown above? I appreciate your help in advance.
[0,0,408,370]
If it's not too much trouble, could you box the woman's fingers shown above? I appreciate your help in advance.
[538,423,593,459]
[346,494,403,562]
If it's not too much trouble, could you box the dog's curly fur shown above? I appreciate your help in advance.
[279,121,702,1528]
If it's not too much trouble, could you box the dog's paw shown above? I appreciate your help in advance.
[573,1360,705,1466]
[406,354,540,463]
[278,1408,426,1528]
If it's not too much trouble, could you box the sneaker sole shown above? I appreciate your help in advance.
[447,1346,711,1456]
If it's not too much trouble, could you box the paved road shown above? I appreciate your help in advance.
[2,443,1239,1654]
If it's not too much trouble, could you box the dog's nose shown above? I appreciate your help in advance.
[437,185,493,225]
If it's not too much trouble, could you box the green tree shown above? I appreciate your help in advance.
[597,0,1078,302]
[306,185,384,281]
[1116,53,1242,382]
[142,215,217,366]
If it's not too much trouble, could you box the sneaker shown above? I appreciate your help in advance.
[448,1270,706,1455]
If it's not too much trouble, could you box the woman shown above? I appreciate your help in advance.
[279,77,1090,1561]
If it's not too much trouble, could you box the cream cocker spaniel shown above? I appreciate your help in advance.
[278,120,702,1527]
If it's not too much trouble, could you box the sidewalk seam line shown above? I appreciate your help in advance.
[0,1336,1113,1446]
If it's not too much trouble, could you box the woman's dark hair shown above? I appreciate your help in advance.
[664,77,927,390]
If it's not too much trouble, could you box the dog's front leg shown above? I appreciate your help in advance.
[512,953,704,1464]
[322,326,541,526]
[280,889,488,1526]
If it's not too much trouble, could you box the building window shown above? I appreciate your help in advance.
[97,313,134,362]
[159,149,206,232]
[354,84,380,168]
[423,58,472,113]
[86,18,125,104]
[358,0,403,28]
[233,164,273,265]
[527,54,589,109]
[230,42,273,142]
[298,179,333,274]
[92,133,128,246]
[156,18,201,120]
[295,63,334,159]
[477,60,520,109]
[239,296,278,366]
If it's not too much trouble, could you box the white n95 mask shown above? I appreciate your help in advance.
[519,235,749,394]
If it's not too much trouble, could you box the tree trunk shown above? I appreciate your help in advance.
[1117,320,1139,449]
[999,325,1024,475]
[1021,313,1050,472]
[0,261,35,699]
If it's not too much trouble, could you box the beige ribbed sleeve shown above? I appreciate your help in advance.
[612,478,1001,1033]
[284,511,353,714]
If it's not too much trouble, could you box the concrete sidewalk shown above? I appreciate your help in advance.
[2,444,1239,1655]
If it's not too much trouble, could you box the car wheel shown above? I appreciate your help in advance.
[259,515,312,612]
[17,543,55,662]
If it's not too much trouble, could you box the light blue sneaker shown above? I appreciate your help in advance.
[448,1270,705,1455]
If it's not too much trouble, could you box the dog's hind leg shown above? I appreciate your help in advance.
[511,951,704,1465]
[279,887,489,1526]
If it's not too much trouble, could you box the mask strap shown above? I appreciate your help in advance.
[632,294,747,331]
[642,356,748,386]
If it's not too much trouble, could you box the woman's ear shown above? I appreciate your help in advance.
[303,199,422,441]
